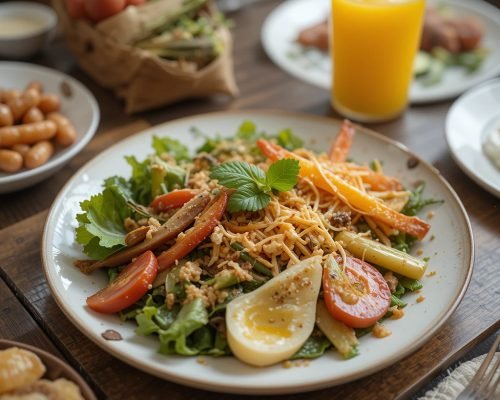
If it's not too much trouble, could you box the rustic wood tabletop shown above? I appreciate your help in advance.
[0,1,499,399]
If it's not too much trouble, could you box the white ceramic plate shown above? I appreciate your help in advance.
[42,111,473,395]
[261,0,500,104]
[446,78,500,198]
[0,62,99,193]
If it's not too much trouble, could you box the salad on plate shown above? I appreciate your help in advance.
[74,120,439,367]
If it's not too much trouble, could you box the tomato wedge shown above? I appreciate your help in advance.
[157,190,229,272]
[87,251,158,314]
[323,256,391,328]
[150,189,199,213]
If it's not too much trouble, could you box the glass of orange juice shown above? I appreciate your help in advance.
[331,0,425,122]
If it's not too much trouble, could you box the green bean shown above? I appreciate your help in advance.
[230,242,273,277]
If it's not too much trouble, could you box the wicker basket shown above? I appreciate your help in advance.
[52,0,239,113]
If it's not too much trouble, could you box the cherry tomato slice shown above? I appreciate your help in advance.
[150,189,199,213]
[87,251,158,314]
[323,256,391,328]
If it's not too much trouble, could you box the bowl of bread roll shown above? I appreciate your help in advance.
[0,339,96,400]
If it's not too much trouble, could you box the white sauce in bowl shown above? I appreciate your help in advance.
[483,127,500,170]
[0,15,47,38]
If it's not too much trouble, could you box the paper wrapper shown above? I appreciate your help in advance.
[52,0,239,114]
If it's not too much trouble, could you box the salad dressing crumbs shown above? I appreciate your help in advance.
[390,307,405,320]
[426,271,436,277]
[372,323,391,339]
[166,293,175,309]
[416,296,425,303]
[196,357,207,365]
[282,359,311,369]
[294,359,311,367]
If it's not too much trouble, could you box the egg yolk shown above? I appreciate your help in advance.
[242,304,297,344]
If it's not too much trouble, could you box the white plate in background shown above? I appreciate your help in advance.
[261,0,500,104]
[446,78,500,198]
[42,110,473,394]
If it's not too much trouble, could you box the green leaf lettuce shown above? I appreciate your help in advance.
[158,298,209,356]
[75,185,131,260]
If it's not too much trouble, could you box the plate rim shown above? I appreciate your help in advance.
[260,0,500,104]
[41,109,475,394]
[0,61,100,187]
[445,77,500,199]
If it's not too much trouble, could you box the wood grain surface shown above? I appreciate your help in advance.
[0,208,498,400]
[0,279,60,354]
[0,1,499,399]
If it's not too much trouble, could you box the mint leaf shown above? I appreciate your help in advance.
[277,128,303,150]
[210,161,266,189]
[152,135,190,163]
[212,159,299,213]
[227,184,271,212]
[266,159,299,192]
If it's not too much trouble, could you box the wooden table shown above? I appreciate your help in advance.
[1,1,499,399]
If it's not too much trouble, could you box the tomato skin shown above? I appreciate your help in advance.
[84,0,126,22]
[150,189,199,213]
[323,257,391,328]
[87,251,158,314]
[157,190,228,272]
[65,0,87,19]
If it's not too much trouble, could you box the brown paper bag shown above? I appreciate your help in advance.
[52,0,239,114]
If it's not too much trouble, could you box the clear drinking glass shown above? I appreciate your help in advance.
[331,0,425,122]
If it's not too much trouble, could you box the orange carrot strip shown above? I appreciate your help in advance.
[257,139,429,240]
[331,163,403,191]
[328,120,356,162]
[358,170,403,192]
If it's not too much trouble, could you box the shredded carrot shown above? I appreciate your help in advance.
[328,119,356,162]
[257,139,430,240]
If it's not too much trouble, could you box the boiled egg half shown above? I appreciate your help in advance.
[226,256,322,367]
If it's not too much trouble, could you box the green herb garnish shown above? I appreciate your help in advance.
[401,182,442,216]
[210,159,299,212]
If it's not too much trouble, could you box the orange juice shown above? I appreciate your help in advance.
[331,0,425,122]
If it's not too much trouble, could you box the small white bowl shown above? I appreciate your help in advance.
[446,78,500,198]
[0,2,57,59]
[0,62,100,193]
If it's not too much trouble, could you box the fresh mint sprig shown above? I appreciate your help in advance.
[210,159,299,212]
